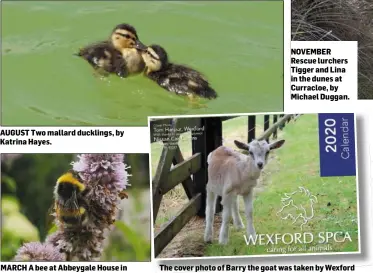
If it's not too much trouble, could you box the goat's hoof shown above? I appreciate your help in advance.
[247,232,256,239]
[235,223,245,230]
[218,238,228,245]
[204,234,213,243]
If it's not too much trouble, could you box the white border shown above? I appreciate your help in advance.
[284,0,291,111]
[148,131,156,261]
[148,112,361,261]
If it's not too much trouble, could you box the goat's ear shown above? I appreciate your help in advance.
[269,139,285,150]
[234,140,249,150]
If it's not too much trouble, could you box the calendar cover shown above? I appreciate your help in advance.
[148,113,359,259]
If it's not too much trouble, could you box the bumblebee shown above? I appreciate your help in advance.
[54,171,89,227]
[134,43,218,101]
[52,170,129,228]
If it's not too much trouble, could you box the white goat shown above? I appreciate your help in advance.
[204,139,285,245]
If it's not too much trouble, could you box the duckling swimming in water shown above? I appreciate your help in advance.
[110,23,145,75]
[135,43,218,100]
[75,23,145,78]
[75,41,127,78]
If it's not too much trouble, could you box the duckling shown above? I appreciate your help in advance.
[110,23,145,75]
[75,41,127,78]
[135,43,218,100]
[75,23,145,77]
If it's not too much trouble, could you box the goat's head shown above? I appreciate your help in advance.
[234,139,285,170]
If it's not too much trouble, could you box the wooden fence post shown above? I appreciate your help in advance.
[273,115,278,139]
[264,115,270,142]
[152,119,179,223]
[192,117,222,217]
[279,114,285,130]
[248,115,256,142]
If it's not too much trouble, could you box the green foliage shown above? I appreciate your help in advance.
[4,154,74,240]
[2,195,20,214]
[47,223,58,236]
[1,196,40,261]
[1,232,23,261]
[113,221,151,261]
[101,187,151,262]
[125,154,150,189]
[1,175,17,193]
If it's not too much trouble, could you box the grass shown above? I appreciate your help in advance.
[151,114,359,258]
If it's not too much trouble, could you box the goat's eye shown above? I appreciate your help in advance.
[249,151,254,156]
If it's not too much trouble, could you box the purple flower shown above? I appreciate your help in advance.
[46,153,131,261]
[72,154,130,191]
[46,229,104,261]
[13,242,65,261]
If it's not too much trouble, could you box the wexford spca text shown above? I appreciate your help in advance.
[244,231,352,245]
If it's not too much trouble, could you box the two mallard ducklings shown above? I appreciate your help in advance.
[76,23,217,100]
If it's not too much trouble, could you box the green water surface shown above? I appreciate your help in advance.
[2,1,284,126]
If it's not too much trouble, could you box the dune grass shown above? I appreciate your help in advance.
[291,0,373,99]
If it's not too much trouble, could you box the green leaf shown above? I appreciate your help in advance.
[1,196,21,214]
[114,221,150,261]
[1,175,17,192]
[47,223,58,235]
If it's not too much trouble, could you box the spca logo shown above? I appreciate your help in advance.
[276,186,318,230]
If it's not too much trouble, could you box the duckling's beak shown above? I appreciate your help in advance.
[134,40,147,51]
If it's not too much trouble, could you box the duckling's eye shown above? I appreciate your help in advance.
[145,50,160,61]
[116,33,133,40]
